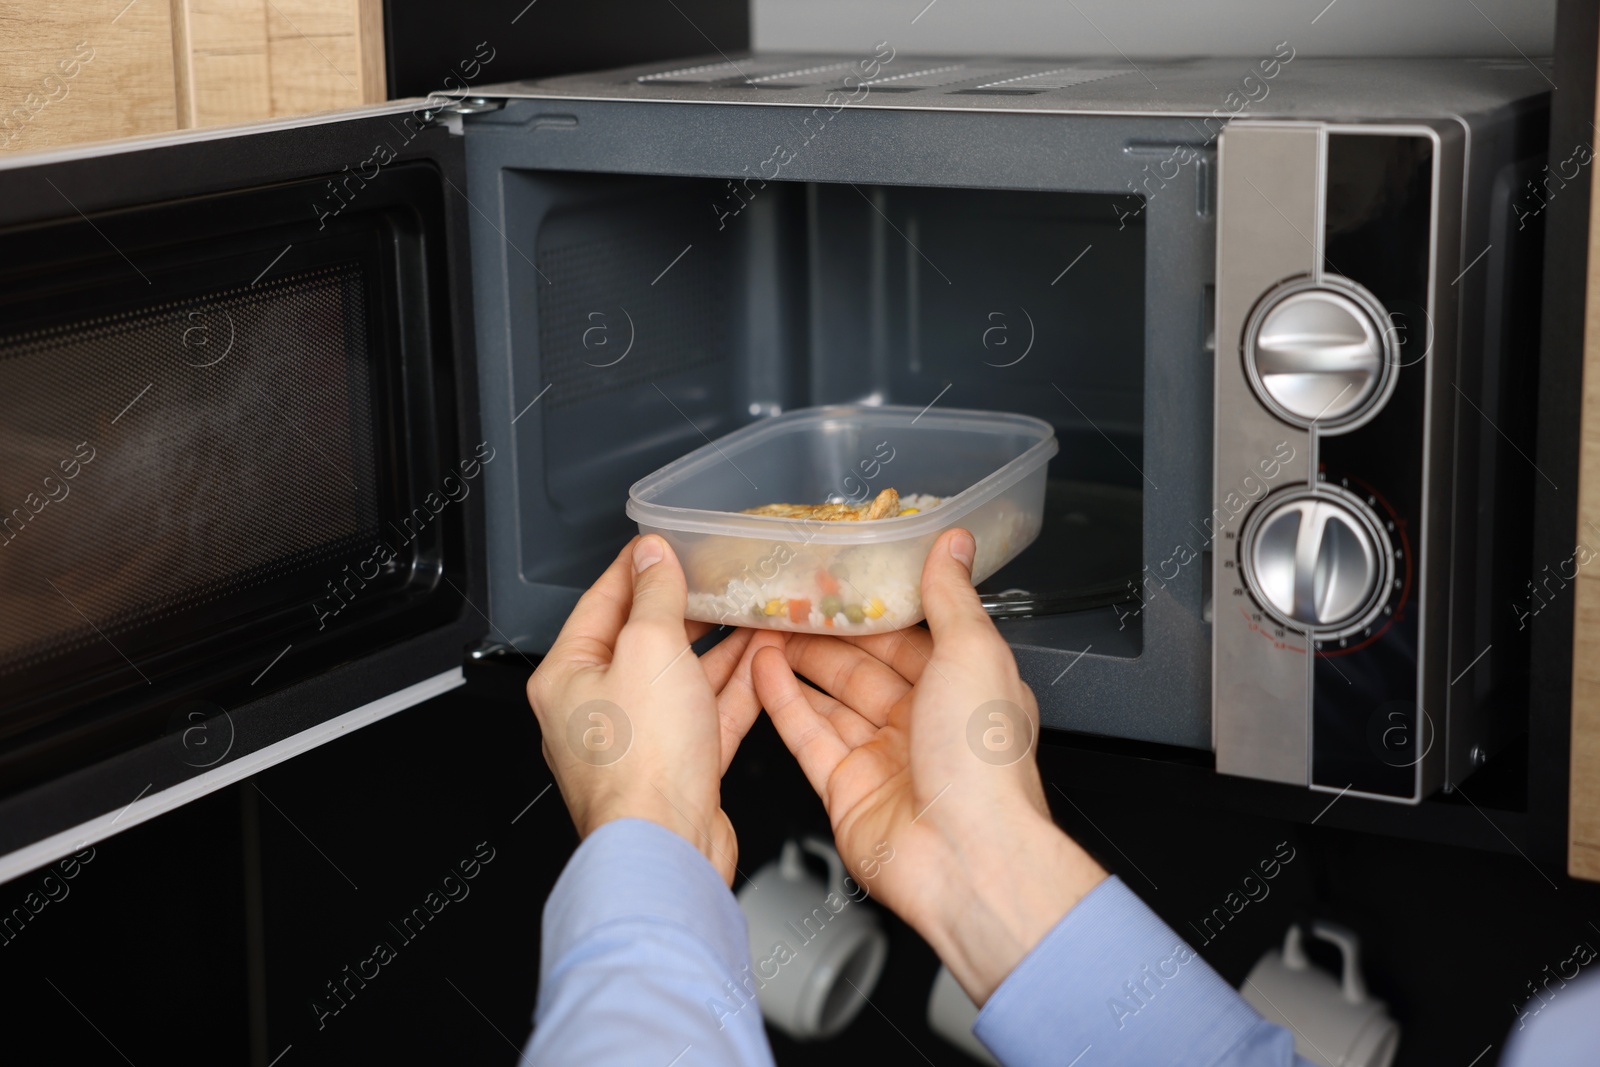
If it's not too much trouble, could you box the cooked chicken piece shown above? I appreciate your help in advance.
[743,487,903,522]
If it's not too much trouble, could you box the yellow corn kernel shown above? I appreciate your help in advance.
[897,507,920,516]
[863,597,886,619]
[764,598,784,616]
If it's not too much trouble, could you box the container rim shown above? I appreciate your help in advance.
[625,404,1060,544]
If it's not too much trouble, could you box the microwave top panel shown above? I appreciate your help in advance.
[475,53,1553,122]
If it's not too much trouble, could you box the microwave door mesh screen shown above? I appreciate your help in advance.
[0,264,381,678]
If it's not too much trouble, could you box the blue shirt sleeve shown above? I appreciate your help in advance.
[1501,963,1600,1063]
[972,875,1313,1067]
[525,818,776,1066]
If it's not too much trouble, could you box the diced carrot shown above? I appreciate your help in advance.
[788,597,811,623]
[815,569,840,595]
[822,617,834,628]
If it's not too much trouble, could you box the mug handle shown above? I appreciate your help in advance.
[1307,921,1369,1005]
[778,839,807,881]
[800,836,849,895]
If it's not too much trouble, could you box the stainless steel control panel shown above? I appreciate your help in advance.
[1212,122,1455,803]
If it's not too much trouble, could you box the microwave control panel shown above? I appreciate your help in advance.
[1212,122,1452,804]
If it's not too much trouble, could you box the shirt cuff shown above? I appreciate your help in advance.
[973,875,1271,1067]
[540,818,751,987]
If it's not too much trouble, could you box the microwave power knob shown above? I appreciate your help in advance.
[1243,490,1391,635]
[1244,277,1396,430]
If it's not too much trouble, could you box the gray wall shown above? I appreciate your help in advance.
[752,0,1554,58]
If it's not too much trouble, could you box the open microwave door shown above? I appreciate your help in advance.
[0,103,488,882]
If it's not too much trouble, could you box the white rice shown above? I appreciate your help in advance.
[684,495,1037,634]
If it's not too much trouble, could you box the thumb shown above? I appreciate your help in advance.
[625,534,689,642]
[920,528,1001,647]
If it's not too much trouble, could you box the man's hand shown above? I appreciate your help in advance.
[527,535,778,885]
[751,528,1108,1004]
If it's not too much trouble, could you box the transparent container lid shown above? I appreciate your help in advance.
[625,404,1058,540]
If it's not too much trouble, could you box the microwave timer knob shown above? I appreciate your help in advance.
[1241,488,1393,637]
[1243,277,1397,431]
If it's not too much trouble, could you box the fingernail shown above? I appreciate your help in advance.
[948,530,975,569]
[634,536,664,574]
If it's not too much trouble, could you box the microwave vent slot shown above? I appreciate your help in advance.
[847,64,1011,91]
[635,59,747,83]
[536,234,729,410]
[739,60,860,87]
[970,67,1128,91]
[635,56,821,85]
[624,56,1130,99]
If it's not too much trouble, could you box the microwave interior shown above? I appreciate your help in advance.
[466,90,1222,751]
[509,175,1146,634]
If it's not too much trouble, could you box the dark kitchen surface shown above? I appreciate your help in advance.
[0,653,1595,1065]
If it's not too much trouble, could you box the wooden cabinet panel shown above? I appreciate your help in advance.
[174,0,271,127]
[1573,579,1600,878]
[263,0,366,117]
[1,0,384,152]
[1572,25,1600,881]
[0,0,180,152]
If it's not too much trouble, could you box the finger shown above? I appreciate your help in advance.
[920,528,1007,651]
[716,629,784,774]
[687,620,715,644]
[618,534,690,659]
[784,632,910,727]
[839,627,935,685]
[544,538,638,668]
[753,643,850,799]
[800,678,882,749]
[700,626,753,692]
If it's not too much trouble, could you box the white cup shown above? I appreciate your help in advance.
[735,837,890,1040]
[1242,922,1400,1067]
[926,963,1001,1065]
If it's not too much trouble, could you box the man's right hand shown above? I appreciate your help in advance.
[750,528,1108,1006]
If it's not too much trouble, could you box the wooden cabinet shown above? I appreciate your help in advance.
[1573,59,1600,880]
[0,0,384,154]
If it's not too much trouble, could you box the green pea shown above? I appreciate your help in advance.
[820,595,842,618]
[843,603,865,623]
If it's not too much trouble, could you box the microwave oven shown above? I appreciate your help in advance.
[0,52,1551,879]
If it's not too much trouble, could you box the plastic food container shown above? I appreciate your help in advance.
[626,405,1057,634]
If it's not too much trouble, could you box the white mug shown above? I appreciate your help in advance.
[735,837,890,1040]
[926,963,1001,1065]
[1242,922,1400,1067]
